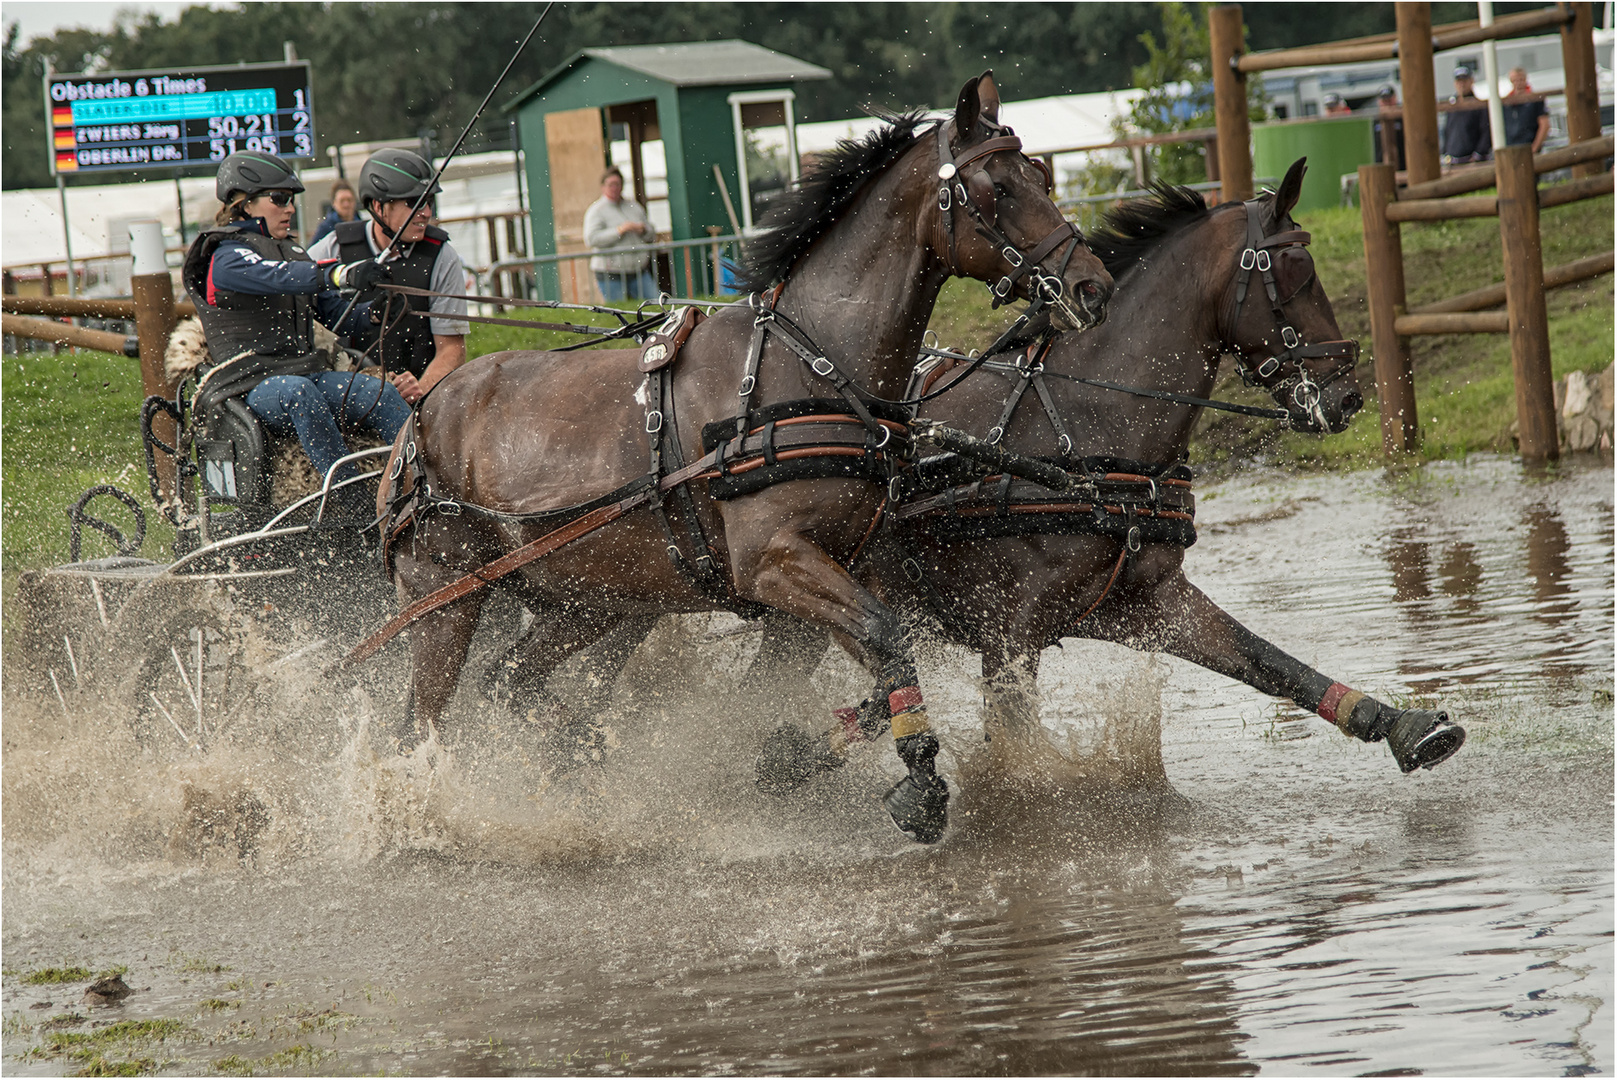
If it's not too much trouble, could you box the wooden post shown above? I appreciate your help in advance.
[1397,3,1441,186]
[486,216,503,304]
[1495,145,1557,461]
[129,222,180,499]
[1559,2,1601,180]
[1209,5,1254,203]
[1358,163,1419,455]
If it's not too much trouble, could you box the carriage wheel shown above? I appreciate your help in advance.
[113,584,269,752]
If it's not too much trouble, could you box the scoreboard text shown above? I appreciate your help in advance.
[47,62,315,176]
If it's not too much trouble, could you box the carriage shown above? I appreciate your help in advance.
[12,356,399,751]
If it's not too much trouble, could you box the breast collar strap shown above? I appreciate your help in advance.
[1221,198,1358,421]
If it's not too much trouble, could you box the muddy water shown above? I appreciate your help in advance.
[3,455,1611,1076]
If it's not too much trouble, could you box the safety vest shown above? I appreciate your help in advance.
[334,220,449,379]
[181,224,317,363]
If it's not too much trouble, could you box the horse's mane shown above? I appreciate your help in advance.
[1086,182,1219,279]
[736,109,931,292]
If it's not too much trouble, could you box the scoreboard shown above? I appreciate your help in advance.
[47,62,315,176]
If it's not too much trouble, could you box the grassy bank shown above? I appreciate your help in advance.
[3,191,1610,576]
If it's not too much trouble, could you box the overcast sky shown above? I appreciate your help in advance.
[3,1,211,44]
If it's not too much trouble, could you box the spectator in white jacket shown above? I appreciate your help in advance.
[583,166,658,301]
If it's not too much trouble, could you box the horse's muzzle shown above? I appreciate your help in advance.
[1289,386,1363,434]
[1054,278,1111,333]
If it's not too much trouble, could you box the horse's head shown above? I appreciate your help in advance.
[933,72,1112,333]
[1219,158,1363,434]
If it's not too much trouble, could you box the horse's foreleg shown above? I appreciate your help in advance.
[400,595,486,748]
[1092,569,1465,773]
[744,609,831,699]
[739,535,948,843]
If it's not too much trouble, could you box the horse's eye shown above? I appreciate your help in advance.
[993,182,1011,199]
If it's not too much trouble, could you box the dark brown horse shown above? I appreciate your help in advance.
[373,73,1113,843]
[760,159,1463,789]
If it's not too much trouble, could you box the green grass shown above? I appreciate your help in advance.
[1191,193,1613,469]
[24,1018,187,1076]
[22,966,94,985]
[2,195,1609,585]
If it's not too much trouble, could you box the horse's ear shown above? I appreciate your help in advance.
[977,71,1001,125]
[1274,158,1307,220]
[954,70,999,142]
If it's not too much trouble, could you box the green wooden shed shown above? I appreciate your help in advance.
[503,40,831,301]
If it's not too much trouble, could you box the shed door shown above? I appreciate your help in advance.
[545,106,607,304]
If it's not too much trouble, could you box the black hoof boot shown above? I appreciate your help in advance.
[883,731,949,844]
[882,772,950,843]
[756,724,844,793]
[1386,709,1466,773]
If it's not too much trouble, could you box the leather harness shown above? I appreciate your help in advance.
[346,120,1098,666]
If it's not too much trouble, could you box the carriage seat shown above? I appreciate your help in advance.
[195,397,385,524]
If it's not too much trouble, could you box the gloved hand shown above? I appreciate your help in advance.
[327,259,391,293]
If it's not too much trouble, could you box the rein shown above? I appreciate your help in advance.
[916,344,1291,421]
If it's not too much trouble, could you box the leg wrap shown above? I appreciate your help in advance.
[888,685,932,740]
[1318,682,1372,736]
[827,700,889,756]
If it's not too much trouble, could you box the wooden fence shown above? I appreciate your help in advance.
[1210,1,1610,460]
[1360,136,1613,458]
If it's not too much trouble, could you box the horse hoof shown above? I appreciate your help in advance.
[756,724,842,794]
[882,772,950,844]
[1387,709,1466,773]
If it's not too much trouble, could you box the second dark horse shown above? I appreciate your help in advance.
[761,160,1465,792]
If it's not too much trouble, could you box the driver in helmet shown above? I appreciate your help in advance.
[307,147,469,406]
[181,150,412,517]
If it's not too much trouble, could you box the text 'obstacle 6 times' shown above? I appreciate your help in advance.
[47,62,314,176]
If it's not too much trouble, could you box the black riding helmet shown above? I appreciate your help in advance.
[357,147,442,213]
[215,151,304,202]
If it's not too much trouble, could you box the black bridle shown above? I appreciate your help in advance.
[933,121,1088,328]
[735,118,1101,431]
[1220,198,1360,430]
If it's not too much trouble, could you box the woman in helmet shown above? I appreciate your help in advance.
[307,147,469,406]
[181,151,413,516]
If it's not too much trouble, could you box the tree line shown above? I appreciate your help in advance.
[3,2,1529,191]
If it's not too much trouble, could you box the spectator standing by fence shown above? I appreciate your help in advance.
[1442,66,1492,165]
[584,166,658,301]
[1502,66,1550,153]
[1374,85,1407,171]
[310,179,359,245]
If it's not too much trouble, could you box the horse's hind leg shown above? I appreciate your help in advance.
[1090,563,1465,773]
[981,646,1042,740]
[736,532,948,843]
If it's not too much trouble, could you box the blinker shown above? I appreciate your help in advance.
[1275,247,1315,302]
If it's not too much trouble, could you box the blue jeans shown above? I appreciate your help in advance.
[596,267,658,301]
[245,371,410,485]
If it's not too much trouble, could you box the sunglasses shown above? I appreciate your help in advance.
[261,191,296,207]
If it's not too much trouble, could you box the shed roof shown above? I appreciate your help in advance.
[505,40,831,110]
